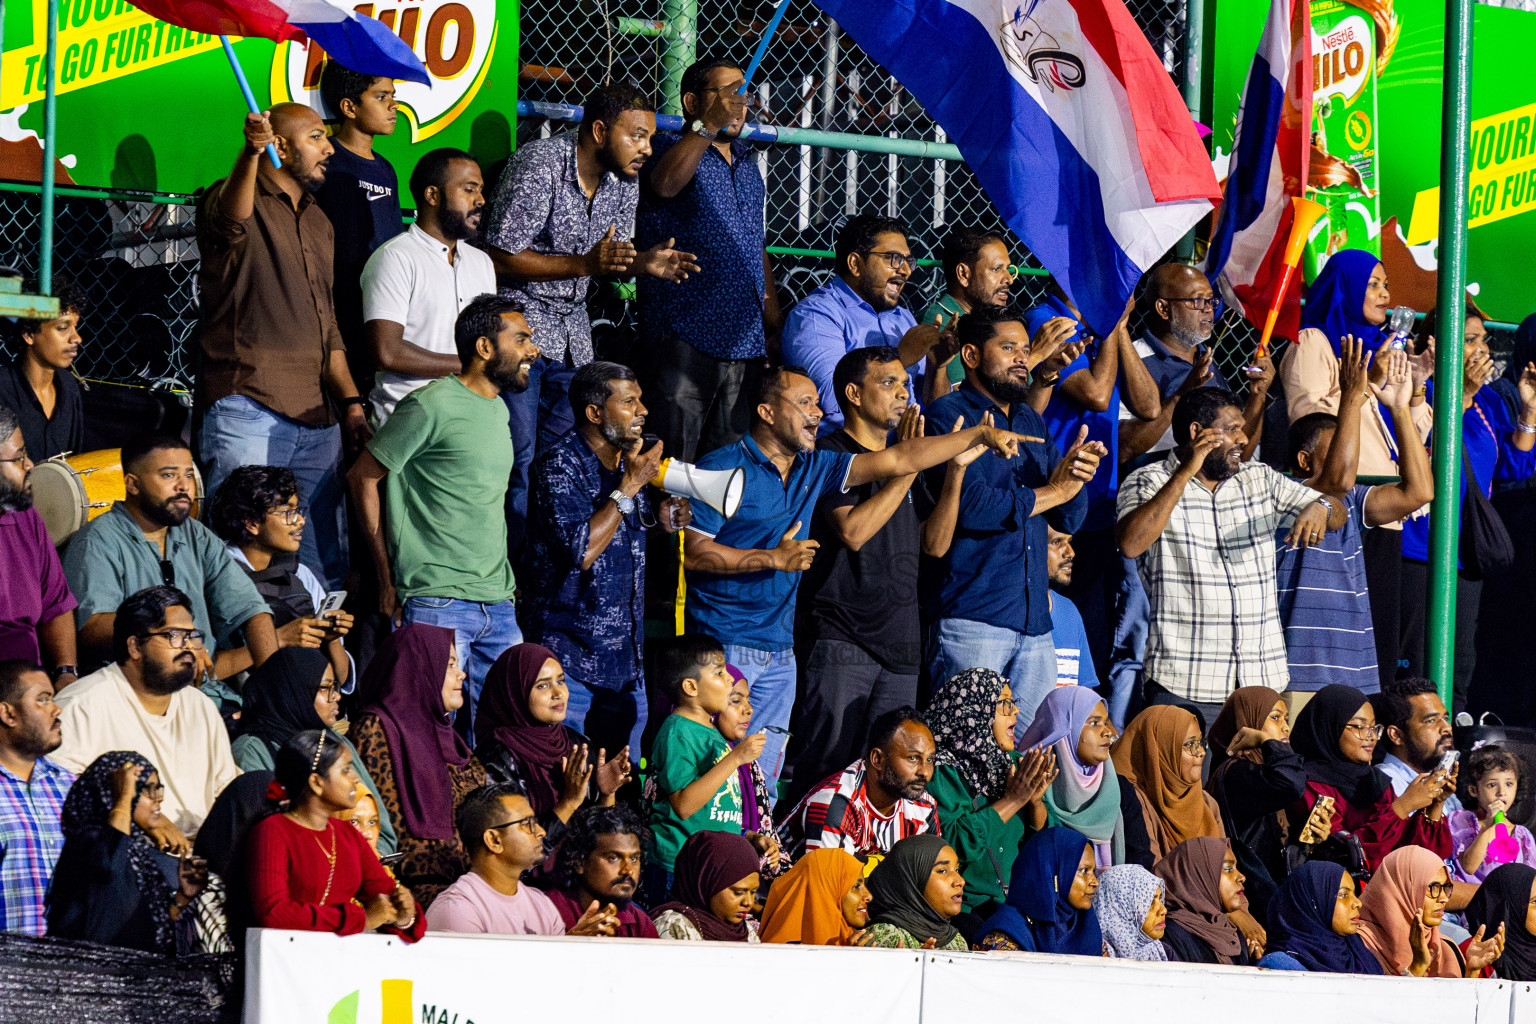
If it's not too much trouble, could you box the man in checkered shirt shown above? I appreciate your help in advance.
[1116,386,1343,726]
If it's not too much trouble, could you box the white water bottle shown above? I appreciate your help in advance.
[1386,306,1416,350]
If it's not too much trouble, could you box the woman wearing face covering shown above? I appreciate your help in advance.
[861,835,970,951]
[1018,686,1133,868]
[1111,705,1224,867]
[1285,684,1452,872]
[1282,250,1434,692]
[1463,862,1536,979]
[1206,686,1305,927]
[976,827,1103,956]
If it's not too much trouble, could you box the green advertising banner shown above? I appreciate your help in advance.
[0,0,518,196]
[1213,0,1536,320]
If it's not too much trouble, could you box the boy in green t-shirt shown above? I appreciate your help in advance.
[644,635,765,901]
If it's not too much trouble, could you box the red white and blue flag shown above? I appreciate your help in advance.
[808,0,1220,337]
[130,0,430,83]
[1203,0,1313,336]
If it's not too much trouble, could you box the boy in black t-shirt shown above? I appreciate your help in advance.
[315,60,404,390]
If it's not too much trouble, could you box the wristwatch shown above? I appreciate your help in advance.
[689,119,719,141]
[609,489,636,515]
[1312,496,1335,518]
[50,664,77,680]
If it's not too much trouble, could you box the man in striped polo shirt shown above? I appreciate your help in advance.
[1277,342,1433,712]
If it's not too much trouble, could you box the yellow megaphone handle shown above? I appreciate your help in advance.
[650,457,672,490]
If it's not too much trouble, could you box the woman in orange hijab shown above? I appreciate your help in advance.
[1111,705,1223,867]
[1357,845,1506,977]
[759,848,872,945]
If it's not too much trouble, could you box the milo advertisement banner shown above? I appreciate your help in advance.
[0,0,518,194]
[1213,0,1536,319]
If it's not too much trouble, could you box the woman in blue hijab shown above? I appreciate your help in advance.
[1259,860,1383,974]
[1281,249,1430,693]
[976,826,1102,955]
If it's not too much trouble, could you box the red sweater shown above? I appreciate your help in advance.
[247,814,428,942]
[1286,781,1452,873]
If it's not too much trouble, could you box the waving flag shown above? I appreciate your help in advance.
[130,0,430,84]
[809,0,1219,337]
[1203,0,1313,338]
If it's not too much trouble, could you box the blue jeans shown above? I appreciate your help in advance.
[503,358,577,558]
[1106,555,1150,730]
[200,395,346,587]
[931,619,1056,736]
[401,597,522,731]
[564,675,647,763]
[724,644,796,799]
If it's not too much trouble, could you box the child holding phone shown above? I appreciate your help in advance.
[1450,745,1536,882]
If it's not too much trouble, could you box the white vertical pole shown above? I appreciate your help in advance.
[933,126,947,228]
[798,74,813,231]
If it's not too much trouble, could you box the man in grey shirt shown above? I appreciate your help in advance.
[482,83,696,553]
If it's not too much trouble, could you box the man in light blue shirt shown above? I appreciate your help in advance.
[780,214,947,435]
[1372,678,1463,814]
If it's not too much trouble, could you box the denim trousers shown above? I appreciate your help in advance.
[931,618,1056,736]
[564,675,648,765]
[401,596,523,732]
[723,643,796,798]
[200,395,347,588]
[503,358,576,559]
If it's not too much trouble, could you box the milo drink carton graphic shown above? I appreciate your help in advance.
[1304,0,1386,276]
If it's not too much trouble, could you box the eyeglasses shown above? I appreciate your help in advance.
[141,782,165,798]
[159,559,176,587]
[139,628,206,650]
[316,684,341,702]
[1344,722,1385,741]
[266,504,308,524]
[490,814,543,836]
[1162,295,1223,315]
[995,698,1019,714]
[1427,880,1455,900]
[861,250,914,271]
[0,447,27,465]
[1182,736,1207,755]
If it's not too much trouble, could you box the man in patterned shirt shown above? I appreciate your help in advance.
[482,83,697,552]
[1116,387,1342,726]
[0,660,73,935]
[778,706,941,861]
[524,362,691,759]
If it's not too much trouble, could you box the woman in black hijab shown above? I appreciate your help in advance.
[232,647,396,855]
[862,835,970,951]
[48,752,208,954]
[1464,863,1536,979]
[1285,684,1452,870]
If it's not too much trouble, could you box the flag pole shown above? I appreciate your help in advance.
[1252,196,1326,356]
[738,0,789,92]
[220,35,282,168]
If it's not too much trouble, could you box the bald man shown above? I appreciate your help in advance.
[194,106,371,588]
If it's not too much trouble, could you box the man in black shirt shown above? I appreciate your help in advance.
[315,60,404,390]
[0,282,85,461]
[791,345,985,802]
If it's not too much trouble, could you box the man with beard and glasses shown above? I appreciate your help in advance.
[362,148,497,427]
[924,305,1107,735]
[684,365,1034,794]
[1117,387,1343,728]
[62,433,275,703]
[782,214,954,436]
[780,706,942,861]
[350,296,539,729]
[196,106,373,589]
[485,84,697,554]
[53,586,241,841]
[524,362,690,757]
[0,406,77,686]
[546,804,659,937]
[433,782,621,936]
[0,660,73,936]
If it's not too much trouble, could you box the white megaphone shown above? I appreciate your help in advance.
[650,458,745,519]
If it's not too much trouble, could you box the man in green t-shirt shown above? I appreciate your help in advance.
[349,293,540,726]
[918,226,1014,387]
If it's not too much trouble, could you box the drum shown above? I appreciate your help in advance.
[29,448,203,547]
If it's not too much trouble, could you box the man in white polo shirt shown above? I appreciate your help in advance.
[362,147,497,425]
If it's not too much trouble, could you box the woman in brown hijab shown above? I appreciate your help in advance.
[1111,705,1223,866]
[1153,837,1256,965]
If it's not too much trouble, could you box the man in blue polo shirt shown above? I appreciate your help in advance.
[780,213,949,435]
[925,305,1107,734]
[684,365,1030,793]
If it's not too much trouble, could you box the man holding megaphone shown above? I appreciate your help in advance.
[681,364,1044,795]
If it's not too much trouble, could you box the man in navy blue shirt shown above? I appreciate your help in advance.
[637,56,782,463]
[684,365,1030,793]
[925,305,1107,734]
[525,362,692,760]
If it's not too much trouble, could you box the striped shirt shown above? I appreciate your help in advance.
[1050,591,1101,688]
[0,757,73,936]
[1276,483,1379,693]
[1118,453,1323,703]
[778,760,942,860]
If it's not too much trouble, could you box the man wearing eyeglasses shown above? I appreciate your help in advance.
[780,214,955,437]
[53,585,241,842]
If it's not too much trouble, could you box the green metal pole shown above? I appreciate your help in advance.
[39,0,60,293]
[659,0,697,116]
[1174,0,1205,262]
[1426,0,1474,711]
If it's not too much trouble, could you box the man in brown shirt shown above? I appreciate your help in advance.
[196,106,371,588]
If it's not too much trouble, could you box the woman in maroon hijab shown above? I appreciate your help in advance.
[474,643,631,842]
[351,623,487,909]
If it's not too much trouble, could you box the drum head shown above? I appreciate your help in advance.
[28,461,86,547]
